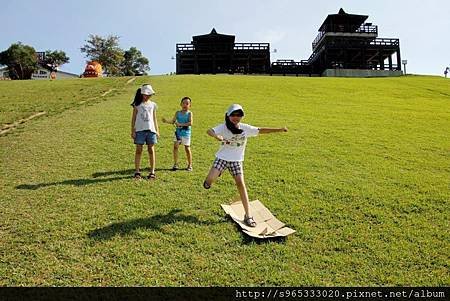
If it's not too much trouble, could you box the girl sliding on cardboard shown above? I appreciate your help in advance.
[203,104,288,227]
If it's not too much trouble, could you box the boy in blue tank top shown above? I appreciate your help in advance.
[162,97,193,171]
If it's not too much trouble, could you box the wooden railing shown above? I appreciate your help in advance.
[176,44,194,52]
[312,24,378,49]
[234,43,269,50]
[271,59,308,66]
[176,43,269,52]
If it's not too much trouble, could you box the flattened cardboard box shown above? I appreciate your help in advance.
[221,199,295,238]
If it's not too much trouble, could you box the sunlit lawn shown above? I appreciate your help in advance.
[1,75,449,286]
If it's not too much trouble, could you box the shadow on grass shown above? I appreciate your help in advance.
[242,234,287,245]
[223,216,288,245]
[16,175,131,190]
[88,209,217,240]
[92,168,175,178]
[15,168,175,190]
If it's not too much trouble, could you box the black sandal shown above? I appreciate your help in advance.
[203,181,211,189]
[244,215,257,227]
[133,172,142,179]
[148,172,156,180]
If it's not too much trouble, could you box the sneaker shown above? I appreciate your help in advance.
[187,165,193,172]
[171,164,178,171]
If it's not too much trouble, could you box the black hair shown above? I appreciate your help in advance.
[130,88,143,107]
[225,113,243,134]
[180,96,192,104]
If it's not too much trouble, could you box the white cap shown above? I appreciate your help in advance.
[141,84,155,95]
[226,104,244,116]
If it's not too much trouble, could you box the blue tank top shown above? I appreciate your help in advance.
[176,111,191,137]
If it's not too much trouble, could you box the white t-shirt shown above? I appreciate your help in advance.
[212,123,259,162]
[134,101,157,132]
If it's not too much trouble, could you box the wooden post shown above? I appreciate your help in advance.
[396,48,402,71]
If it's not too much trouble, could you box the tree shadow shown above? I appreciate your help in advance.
[15,168,175,190]
[15,175,131,190]
[88,209,218,241]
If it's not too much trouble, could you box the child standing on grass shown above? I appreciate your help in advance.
[203,104,288,227]
[131,84,159,180]
[162,97,193,171]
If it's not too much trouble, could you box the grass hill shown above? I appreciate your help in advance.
[1,75,449,286]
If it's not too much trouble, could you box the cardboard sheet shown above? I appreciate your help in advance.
[221,199,295,238]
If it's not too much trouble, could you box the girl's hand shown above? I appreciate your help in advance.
[131,130,136,139]
[282,127,288,132]
[156,132,160,138]
[216,135,224,141]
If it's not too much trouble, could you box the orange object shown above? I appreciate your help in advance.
[83,61,103,77]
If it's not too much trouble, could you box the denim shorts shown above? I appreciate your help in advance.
[134,130,157,145]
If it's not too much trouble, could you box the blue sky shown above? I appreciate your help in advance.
[1,0,449,75]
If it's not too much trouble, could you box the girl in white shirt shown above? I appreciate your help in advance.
[204,104,288,227]
[131,84,159,180]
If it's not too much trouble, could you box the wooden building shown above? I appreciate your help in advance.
[270,59,310,76]
[307,8,401,76]
[177,9,402,77]
[176,29,270,74]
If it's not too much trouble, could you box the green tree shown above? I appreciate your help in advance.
[0,42,38,80]
[121,47,150,76]
[80,34,124,76]
[43,50,70,71]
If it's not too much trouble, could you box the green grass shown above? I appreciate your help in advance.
[0,77,132,126]
[1,75,449,286]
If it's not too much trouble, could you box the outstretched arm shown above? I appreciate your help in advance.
[162,112,177,124]
[207,128,223,141]
[259,127,288,134]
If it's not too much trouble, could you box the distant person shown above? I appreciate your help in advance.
[162,97,193,171]
[203,104,288,227]
[445,67,449,78]
[130,84,159,180]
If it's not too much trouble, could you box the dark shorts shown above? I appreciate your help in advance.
[134,130,157,145]
[213,158,243,177]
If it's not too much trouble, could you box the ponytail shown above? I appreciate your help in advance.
[130,88,143,107]
[225,113,243,134]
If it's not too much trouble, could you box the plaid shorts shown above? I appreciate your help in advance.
[213,158,243,177]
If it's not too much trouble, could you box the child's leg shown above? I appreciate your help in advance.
[134,145,143,172]
[147,144,155,174]
[173,142,179,165]
[234,174,251,217]
[184,145,192,167]
[203,167,221,189]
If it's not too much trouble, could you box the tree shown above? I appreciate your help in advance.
[43,50,69,71]
[0,42,38,80]
[121,47,150,76]
[80,34,124,76]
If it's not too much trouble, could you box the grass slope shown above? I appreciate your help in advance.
[0,75,449,286]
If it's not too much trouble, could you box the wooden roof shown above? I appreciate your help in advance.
[192,28,235,43]
[318,8,368,32]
